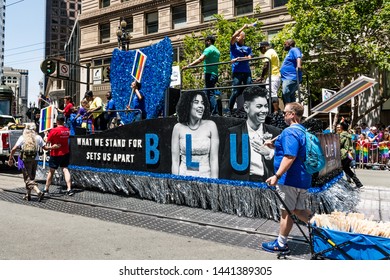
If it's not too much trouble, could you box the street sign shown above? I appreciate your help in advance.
[40,59,56,75]
[58,62,70,78]
[93,68,102,85]
[103,66,110,81]
[321,88,337,113]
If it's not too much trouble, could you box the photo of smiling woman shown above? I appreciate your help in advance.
[171,90,220,178]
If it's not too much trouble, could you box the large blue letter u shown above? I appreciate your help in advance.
[230,134,249,171]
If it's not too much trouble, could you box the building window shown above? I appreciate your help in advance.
[173,48,178,63]
[100,0,110,8]
[124,17,133,33]
[201,0,217,22]
[235,0,253,16]
[93,58,111,67]
[99,23,110,44]
[267,30,281,42]
[51,42,58,50]
[172,5,186,29]
[273,0,288,8]
[172,46,184,63]
[146,11,158,34]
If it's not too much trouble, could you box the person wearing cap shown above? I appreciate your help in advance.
[229,24,253,115]
[367,126,380,164]
[360,122,370,134]
[367,126,380,144]
[42,114,74,196]
[257,41,281,114]
[8,123,45,202]
[280,39,303,105]
[85,90,106,131]
[183,35,221,115]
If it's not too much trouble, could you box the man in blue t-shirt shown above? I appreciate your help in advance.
[262,102,312,254]
[105,91,117,128]
[280,39,303,105]
[229,24,253,114]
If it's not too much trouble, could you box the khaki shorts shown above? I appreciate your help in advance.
[276,185,308,211]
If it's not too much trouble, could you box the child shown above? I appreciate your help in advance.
[76,99,94,134]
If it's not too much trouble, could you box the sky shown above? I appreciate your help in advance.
[4,0,45,105]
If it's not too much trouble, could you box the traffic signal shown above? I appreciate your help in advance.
[40,59,56,75]
[103,66,111,82]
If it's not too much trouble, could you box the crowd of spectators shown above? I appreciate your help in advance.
[350,122,390,169]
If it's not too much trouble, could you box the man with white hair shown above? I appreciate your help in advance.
[8,123,45,201]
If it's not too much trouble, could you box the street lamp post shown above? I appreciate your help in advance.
[116,18,131,51]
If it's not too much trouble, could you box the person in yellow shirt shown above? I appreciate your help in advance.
[257,41,281,113]
[85,90,106,131]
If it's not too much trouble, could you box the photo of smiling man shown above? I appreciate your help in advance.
[221,86,281,182]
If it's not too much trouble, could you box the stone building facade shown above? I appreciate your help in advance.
[76,0,291,100]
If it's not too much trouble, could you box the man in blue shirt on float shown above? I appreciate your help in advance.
[229,24,253,115]
[280,39,303,105]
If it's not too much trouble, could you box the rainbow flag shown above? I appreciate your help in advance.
[131,50,147,82]
[39,105,55,133]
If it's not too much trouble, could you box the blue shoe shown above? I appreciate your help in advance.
[261,239,290,253]
[42,189,49,196]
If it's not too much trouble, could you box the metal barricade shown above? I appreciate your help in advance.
[354,141,370,169]
[355,141,382,169]
[368,142,379,164]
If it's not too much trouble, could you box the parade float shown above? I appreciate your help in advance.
[37,37,377,221]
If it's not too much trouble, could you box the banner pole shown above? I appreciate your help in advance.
[128,88,135,108]
[304,111,319,121]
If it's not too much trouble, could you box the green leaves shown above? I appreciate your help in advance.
[283,0,390,97]
[181,15,266,91]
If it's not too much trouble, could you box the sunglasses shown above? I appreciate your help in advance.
[283,110,293,115]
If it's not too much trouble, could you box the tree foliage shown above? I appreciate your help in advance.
[281,0,390,94]
[180,14,266,91]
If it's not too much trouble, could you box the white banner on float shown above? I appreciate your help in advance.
[170,65,181,87]
[0,260,387,280]
[321,88,337,113]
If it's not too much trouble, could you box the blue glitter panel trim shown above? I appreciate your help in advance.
[110,37,173,124]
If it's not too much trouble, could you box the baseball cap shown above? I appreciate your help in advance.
[257,41,270,49]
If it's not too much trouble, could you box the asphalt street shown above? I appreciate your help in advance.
[0,167,388,260]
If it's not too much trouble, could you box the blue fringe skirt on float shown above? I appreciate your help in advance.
[36,165,359,221]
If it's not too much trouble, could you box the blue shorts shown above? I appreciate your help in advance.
[49,153,70,169]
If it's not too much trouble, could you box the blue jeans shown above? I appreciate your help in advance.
[282,79,298,104]
[229,72,252,112]
[205,73,218,115]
